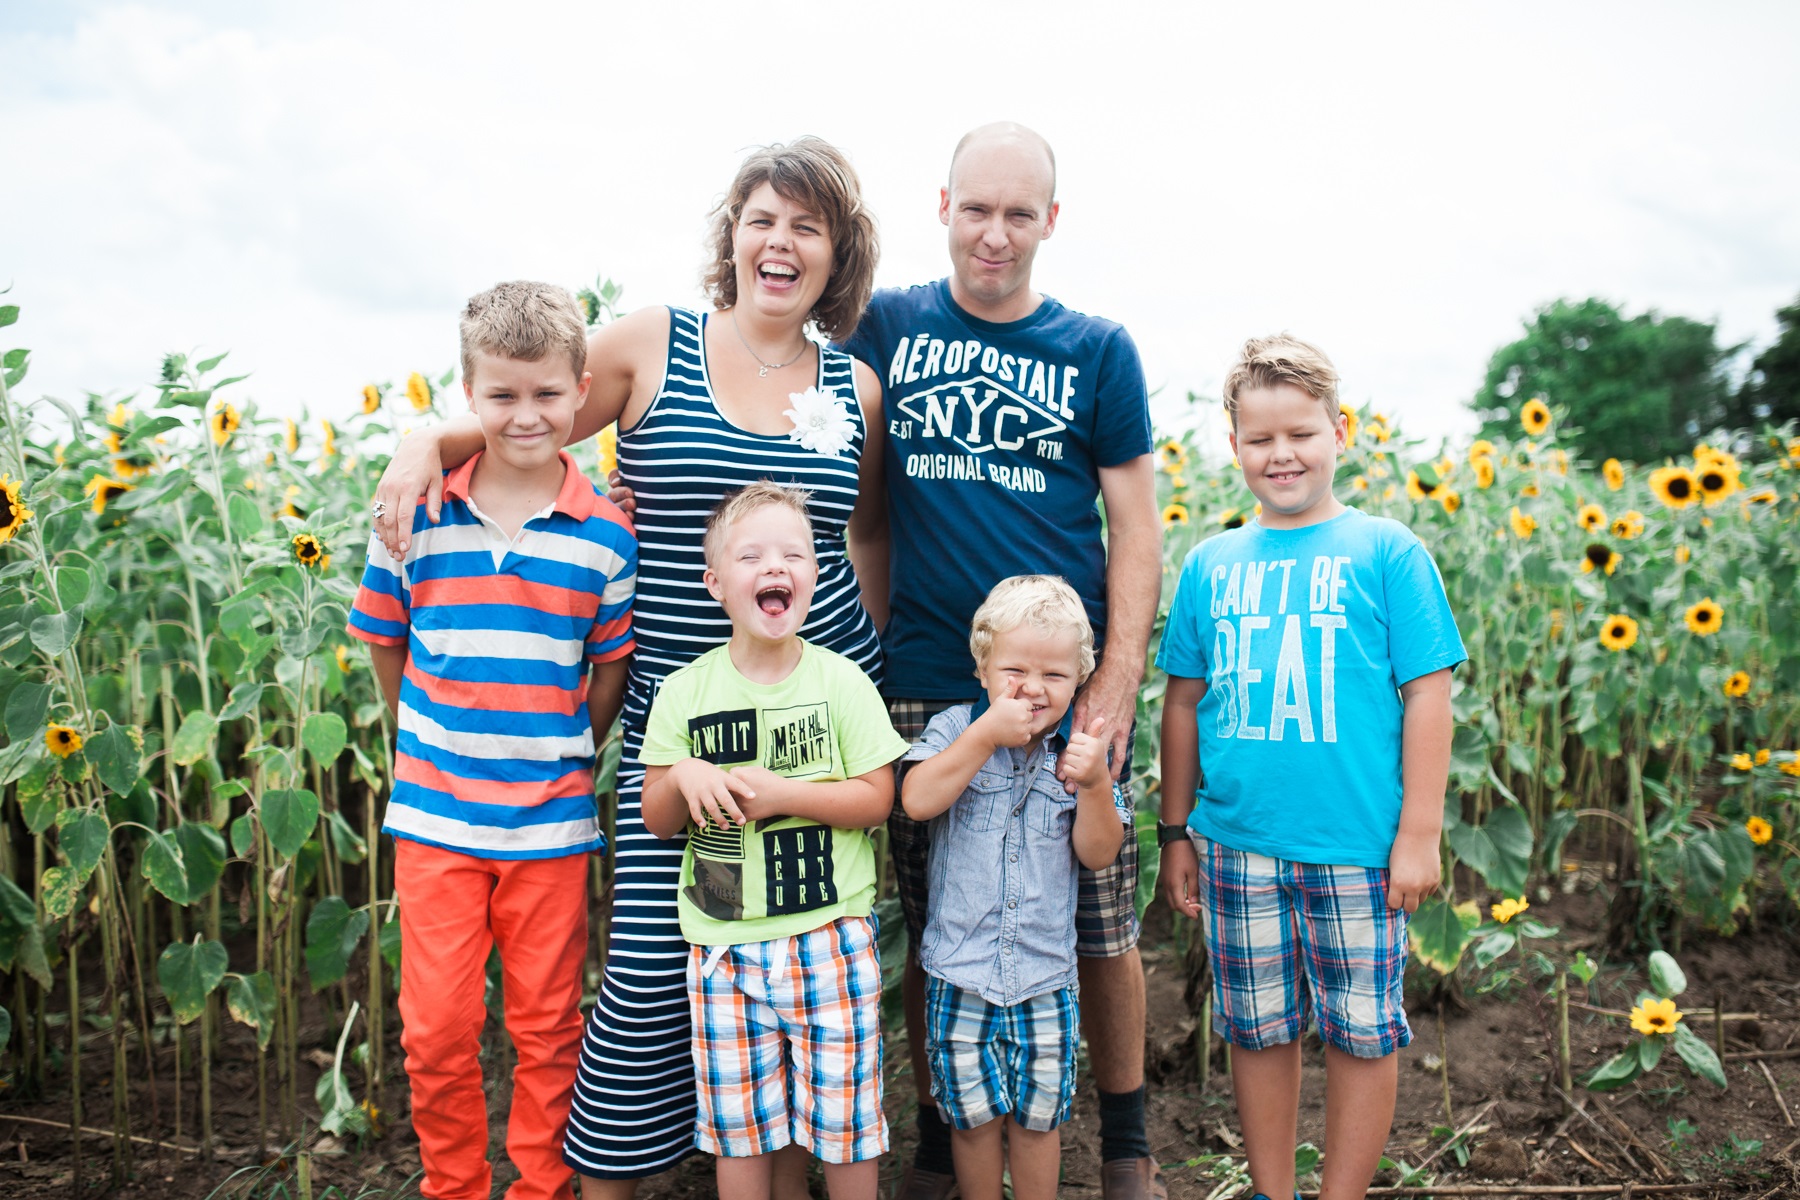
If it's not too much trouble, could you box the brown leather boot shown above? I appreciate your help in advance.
[1099,1156,1169,1200]
[896,1165,960,1200]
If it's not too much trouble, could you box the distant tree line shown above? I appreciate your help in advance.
[1470,293,1800,463]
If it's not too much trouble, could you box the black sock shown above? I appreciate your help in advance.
[913,1105,956,1175]
[1097,1085,1151,1162]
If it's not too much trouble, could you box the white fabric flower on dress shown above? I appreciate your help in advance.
[783,386,856,457]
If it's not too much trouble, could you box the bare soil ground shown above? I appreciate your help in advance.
[4,885,1799,1198]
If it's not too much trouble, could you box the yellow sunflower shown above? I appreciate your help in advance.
[1579,544,1621,576]
[84,476,134,515]
[0,474,35,545]
[209,402,241,446]
[1469,439,1496,462]
[1610,510,1645,539]
[282,484,307,520]
[1520,397,1552,436]
[1741,488,1778,515]
[1603,458,1625,491]
[320,419,337,459]
[1577,503,1606,531]
[46,724,83,758]
[1756,748,1771,766]
[283,418,299,455]
[1722,670,1751,698]
[1746,817,1773,846]
[1732,752,1753,771]
[1219,509,1246,529]
[1520,482,1541,498]
[406,372,433,413]
[1491,897,1529,924]
[1782,758,1800,778]
[335,644,353,674]
[1351,476,1370,491]
[1509,506,1537,539]
[1158,440,1189,472]
[1599,614,1639,651]
[1169,473,1188,491]
[1630,997,1682,1036]
[1683,597,1723,636]
[1343,408,1359,447]
[1695,454,1741,505]
[1438,488,1461,515]
[1473,457,1496,490]
[1161,503,1189,527]
[1365,416,1392,444]
[291,533,328,570]
[1405,470,1443,501]
[598,423,619,477]
[1648,465,1698,509]
[1675,544,1691,564]
[362,384,382,415]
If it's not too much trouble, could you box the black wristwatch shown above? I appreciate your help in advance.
[1157,821,1190,848]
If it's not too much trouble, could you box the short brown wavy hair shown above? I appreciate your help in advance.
[1221,334,1341,429]
[701,137,879,343]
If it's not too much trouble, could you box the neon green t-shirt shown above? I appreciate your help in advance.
[641,641,911,947]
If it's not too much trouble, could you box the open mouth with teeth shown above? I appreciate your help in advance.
[756,585,792,616]
[759,262,797,284]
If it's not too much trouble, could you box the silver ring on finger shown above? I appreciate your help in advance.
[370,499,388,519]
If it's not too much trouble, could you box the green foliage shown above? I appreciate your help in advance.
[1732,295,1800,430]
[1471,297,1733,463]
[305,896,370,991]
[157,938,228,1024]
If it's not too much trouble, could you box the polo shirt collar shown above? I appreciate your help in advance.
[442,450,596,521]
[969,692,1074,744]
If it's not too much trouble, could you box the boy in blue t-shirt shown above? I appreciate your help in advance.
[1156,335,1465,1200]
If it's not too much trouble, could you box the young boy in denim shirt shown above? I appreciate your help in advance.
[901,575,1125,1200]
[1157,335,1465,1200]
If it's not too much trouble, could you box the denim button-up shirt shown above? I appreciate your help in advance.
[905,703,1083,1007]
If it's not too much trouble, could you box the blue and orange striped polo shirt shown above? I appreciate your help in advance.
[347,450,636,860]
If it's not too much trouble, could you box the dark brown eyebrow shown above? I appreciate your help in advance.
[744,204,821,223]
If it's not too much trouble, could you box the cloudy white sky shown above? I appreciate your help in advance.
[5,1,1798,455]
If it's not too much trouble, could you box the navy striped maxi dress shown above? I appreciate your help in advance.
[562,307,883,1178]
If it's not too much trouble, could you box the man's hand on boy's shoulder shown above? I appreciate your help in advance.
[1386,828,1442,914]
[1060,717,1111,792]
[972,678,1036,750]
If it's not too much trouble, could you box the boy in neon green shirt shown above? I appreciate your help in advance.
[640,480,908,1200]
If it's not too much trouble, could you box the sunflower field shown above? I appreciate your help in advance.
[1,289,1799,1187]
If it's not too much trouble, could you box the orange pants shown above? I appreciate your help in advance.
[395,840,589,1200]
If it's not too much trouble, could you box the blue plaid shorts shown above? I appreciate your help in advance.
[924,976,1079,1132]
[1192,834,1411,1059]
[687,916,888,1163]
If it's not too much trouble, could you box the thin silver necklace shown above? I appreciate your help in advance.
[730,312,807,377]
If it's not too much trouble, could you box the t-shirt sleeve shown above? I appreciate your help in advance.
[902,705,971,764]
[586,520,638,664]
[1383,531,1467,686]
[833,301,885,375]
[1154,547,1212,679]
[835,659,913,777]
[1090,325,1153,468]
[639,673,692,766]
[346,531,409,646]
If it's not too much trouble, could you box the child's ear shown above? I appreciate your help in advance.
[703,565,722,602]
[574,370,592,410]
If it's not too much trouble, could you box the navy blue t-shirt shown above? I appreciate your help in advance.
[839,280,1152,699]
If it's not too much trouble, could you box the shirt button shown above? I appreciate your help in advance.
[1007,900,1016,909]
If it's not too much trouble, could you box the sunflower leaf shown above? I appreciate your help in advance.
[227,970,277,1049]
[171,711,217,767]
[1581,1049,1642,1092]
[1407,896,1470,974]
[1638,1034,1666,1071]
[86,722,140,796]
[261,788,319,860]
[1672,1021,1726,1089]
[1647,950,1687,999]
[4,681,51,741]
[157,938,227,1025]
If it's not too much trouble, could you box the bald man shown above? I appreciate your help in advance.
[839,122,1165,1200]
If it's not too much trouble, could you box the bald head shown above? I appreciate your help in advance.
[948,121,1057,204]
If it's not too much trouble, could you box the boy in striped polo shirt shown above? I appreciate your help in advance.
[348,281,636,1200]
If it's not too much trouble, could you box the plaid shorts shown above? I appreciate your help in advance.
[1193,833,1411,1059]
[924,976,1079,1132]
[687,915,888,1163]
[889,697,1141,958]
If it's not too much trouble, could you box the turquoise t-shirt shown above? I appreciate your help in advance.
[1155,508,1466,867]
